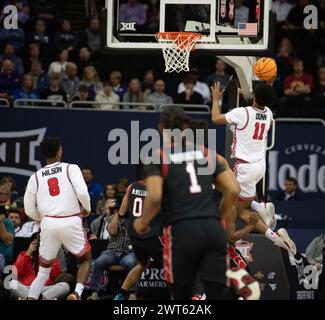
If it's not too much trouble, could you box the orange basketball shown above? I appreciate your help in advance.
[253,57,277,81]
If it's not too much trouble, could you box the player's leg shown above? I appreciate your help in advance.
[114,237,153,300]
[164,223,198,300]
[28,217,61,300]
[59,216,91,300]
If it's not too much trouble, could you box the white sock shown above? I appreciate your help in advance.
[28,266,51,299]
[265,228,280,245]
[251,201,264,214]
[75,283,84,298]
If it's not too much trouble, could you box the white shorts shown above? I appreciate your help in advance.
[39,215,90,264]
[234,160,265,201]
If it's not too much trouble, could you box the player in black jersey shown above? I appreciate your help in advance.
[134,106,260,300]
[113,163,164,300]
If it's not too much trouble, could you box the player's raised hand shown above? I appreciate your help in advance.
[211,82,225,100]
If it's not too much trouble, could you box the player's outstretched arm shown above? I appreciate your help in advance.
[211,82,227,125]
[69,164,91,213]
[24,174,41,221]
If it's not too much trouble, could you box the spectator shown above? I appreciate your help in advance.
[148,79,173,107]
[60,62,80,101]
[0,184,12,206]
[206,59,231,89]
[234,0,249,27]
[8,209,23,235]
[275,37,296,77]
[28,19,51,47]
[0,24,25,50]
[117,178,129,197]
[95,81,120,110]
[0,176,19,201]
[80,66,103,100]
[91,184,118,239]
[87,210,136,300]
[30,0,60,24]
[0,60,21,100]
[84,18,100,52]
[71,85,94,108]
[123,78,149,107]
[8,232,70,300]
[277,177,303,201]
[142,69,155,95]
[178,68,210,103]
[272,0,293,23]
[277,58,314,117]
[82,167,104,214]
[75,47,94,78]
[0,44,24,78]
[284,0,312,32]
[146,0,160,32]
[15,219,40,238]
[41,72,67,103]
[313,65,325,111]
[24,43,41,74]
[29,61,50,93]
[54,19,79,53]
[110,71,127,101]
[176,77,204,105]
[0,203,15,265]
[96,184,118,216]
[2,1,30,25]
[48,49,69,75]
[119,0,147,27]
[305,234,324,271]
[12,74,40,101]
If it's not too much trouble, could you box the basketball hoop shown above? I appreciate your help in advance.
[156,32,202,73]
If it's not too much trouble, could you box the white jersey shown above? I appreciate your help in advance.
[225,106,273,163]
[24,162,91,219]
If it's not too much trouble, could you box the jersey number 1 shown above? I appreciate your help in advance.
[253,122,266,140]
[47,177,60,197]
[186,163,202,194]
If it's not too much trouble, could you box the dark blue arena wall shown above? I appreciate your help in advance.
[0,107,225,191]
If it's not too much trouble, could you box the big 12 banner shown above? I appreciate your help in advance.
[268,123,325,199]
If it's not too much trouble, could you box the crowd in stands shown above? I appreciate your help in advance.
[0,0,324,117]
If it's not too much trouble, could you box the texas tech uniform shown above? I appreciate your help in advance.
[24,162,91,264]
[225,106,273,201]
[126,181,164,266]
[143,144,228,294]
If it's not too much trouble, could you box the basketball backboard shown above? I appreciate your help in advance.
[101,0,274,56]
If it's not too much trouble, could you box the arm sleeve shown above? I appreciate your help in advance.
[14,252,30,278]
[24,174,41,221]
[68,164,91,212]
[225,107,248,128]
[213,157,227,179]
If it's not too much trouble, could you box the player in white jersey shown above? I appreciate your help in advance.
[211,83,296,255]
[24,137,92,300]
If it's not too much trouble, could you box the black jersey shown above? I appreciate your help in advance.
[143,144,226,227]
[127,181,163,239]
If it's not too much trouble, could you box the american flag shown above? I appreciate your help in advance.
[238,23,258,36]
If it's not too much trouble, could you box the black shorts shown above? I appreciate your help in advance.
[130,236,164,267]
[164,218,227,287]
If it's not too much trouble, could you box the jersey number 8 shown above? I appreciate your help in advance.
[47,177,60,197]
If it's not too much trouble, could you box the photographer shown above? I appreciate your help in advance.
[8,233,70,300]
[0,204,15,266]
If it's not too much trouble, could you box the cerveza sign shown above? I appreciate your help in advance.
[268,124,325,197]
[0,128,46,176]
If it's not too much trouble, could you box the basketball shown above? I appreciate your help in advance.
[253,57,277,81]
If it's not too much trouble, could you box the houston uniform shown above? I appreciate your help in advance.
[24,162,91,264]
[143,144,227,289]
[126,181,164,266]
[225,106,273,200]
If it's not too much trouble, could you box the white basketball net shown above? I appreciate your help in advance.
[156,32,202,73]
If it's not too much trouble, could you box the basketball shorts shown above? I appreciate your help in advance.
[233,159,265,201]
[39,215,90,264]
